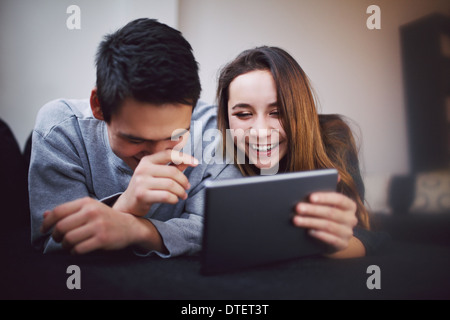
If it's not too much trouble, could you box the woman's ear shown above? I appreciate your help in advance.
[90,88,104,120]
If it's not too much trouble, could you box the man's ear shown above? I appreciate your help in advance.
[90,88,104,121]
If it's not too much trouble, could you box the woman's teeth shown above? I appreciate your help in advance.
[250,143,278,152]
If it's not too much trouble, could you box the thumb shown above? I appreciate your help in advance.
[172,162,195,172]
[169,149,199,167]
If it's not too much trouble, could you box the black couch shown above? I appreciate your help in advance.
[1,119,449,302]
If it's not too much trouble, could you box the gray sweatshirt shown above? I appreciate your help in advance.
[29,99,242,257]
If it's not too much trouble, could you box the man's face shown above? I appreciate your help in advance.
[106,98,193,171]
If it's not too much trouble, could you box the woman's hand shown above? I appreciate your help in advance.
[293,192,358,252]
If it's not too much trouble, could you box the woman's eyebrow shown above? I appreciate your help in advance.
[232,102,278,110]
[231,103,252,110]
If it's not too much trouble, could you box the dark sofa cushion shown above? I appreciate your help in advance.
[0,119,30,229]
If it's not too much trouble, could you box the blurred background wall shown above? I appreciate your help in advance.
[0,0,449,213]
[0,0,178,149]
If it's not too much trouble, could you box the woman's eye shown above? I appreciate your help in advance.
[269,110,280,117]
[234,112,252,119]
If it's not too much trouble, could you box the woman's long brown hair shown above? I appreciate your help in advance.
[216,46,370,229]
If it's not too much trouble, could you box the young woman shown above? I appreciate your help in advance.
[216,46,372,258]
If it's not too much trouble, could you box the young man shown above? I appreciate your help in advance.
[29,18,235,257]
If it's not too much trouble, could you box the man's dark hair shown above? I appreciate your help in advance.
[95,18,201,122]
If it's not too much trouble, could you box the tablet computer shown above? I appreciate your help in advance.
[201,168,338,275]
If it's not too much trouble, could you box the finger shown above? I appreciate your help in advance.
[132,165,190,194]
[169,149,199,167]
[52,210,89,243]
[292,215,352,240]
[295,202,350,225]
[172,162,194,173]
[144,149,199,167]
[309,192,357,211]
[40,210,52,233]
[135,189,180,207]
[41,197,89,234]
[72,233,122,255]
[308,229,348,251]
[71,237,101,255]
[138,154,193,190]
[142,177,189,201]
[61,223,95,251]
[70,225,127,255]
[147,165,192,191]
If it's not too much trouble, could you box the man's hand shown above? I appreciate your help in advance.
[113,150,199,217]
[40,197,164,255]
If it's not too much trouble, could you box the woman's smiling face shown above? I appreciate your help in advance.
[227,69,287,171]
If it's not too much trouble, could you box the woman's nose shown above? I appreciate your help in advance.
[249,116,272,140]
[252,115,270,131]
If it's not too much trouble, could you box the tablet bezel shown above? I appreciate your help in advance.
[201,168,338,275]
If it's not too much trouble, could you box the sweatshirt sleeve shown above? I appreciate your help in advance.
[135,164,242,258]
[353,226,391,256]
[29,123,91,253]
[148,180,207,258]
